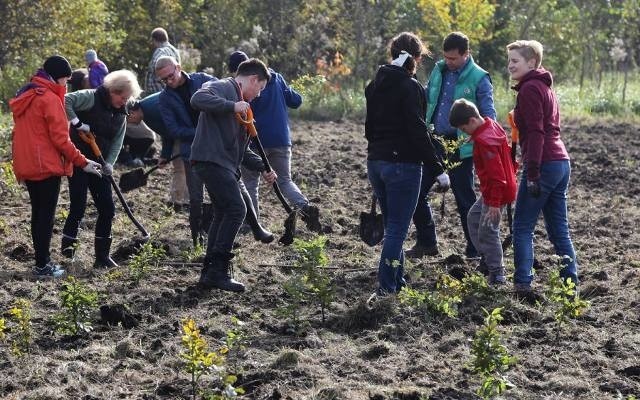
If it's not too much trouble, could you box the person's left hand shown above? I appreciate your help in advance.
[102,162,113,176]
[482,206,502,227]
[262,170,277,184]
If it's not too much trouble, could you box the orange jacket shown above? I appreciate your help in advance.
[10,73,88,182]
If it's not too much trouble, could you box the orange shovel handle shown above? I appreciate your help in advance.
[235,108,258,138]
[78,131,104,160]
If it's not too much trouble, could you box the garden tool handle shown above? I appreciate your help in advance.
[370,193,377,214]
[78,131,150,239]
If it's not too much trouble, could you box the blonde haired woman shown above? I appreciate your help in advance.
[61,70,141,268]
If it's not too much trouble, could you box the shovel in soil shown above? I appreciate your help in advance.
[118,154,180,193]
[359,193,384,246]
[236,108,297,245]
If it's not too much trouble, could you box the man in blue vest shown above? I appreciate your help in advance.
[406,32,497,259]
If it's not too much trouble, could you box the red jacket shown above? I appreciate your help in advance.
[10,73,88,182]
[471,118,517,207]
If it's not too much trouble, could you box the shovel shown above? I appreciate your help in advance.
[359,193,384,246]
[119,154,180,193]
[235,108,297,245]
[78,131,150,240]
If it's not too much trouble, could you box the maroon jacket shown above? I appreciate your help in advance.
[512,69,569,181]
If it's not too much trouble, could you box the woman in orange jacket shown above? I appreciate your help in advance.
[10,55,102,277]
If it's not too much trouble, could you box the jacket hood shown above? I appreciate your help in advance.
[472,117,508,147]
[513,68,553,91]
[372,65,411,91]
[9,72,66,118]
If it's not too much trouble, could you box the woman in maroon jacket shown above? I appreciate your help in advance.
[507,40,578,292]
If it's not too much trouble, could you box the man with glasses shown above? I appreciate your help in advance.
[156,56,215,247]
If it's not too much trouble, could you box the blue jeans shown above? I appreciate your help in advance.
[413,140,477,256]
[513,160,578,285]
[368,160,422,293]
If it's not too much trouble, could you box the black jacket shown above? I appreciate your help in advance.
[365,65,443,174]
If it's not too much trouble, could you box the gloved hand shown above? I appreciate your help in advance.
[82,160,102,177]
[71,117,90,132]
[101,162,113,176]
[527,180,540,197]
[434,172,450,193]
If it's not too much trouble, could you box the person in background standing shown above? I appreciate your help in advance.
[10,55,102,277]
[145,27,181,96]
[85,49,109,88]
[407,31,496,260]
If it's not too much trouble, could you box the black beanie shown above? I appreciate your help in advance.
[43,55,73,80]
[228,51,249,73]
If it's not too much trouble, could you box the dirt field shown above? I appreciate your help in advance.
[1,119,639,399]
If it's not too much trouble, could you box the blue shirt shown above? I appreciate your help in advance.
[429,58,496,137]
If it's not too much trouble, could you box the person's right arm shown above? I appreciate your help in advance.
[65,90,95,130]
[403,81,443,175]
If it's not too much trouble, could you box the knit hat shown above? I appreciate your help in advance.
[85,49,98,64]
[43,55,73,80]
[228,51,249,73]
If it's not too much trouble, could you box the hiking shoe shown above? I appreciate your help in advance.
[127,158,144,168]
[405,243,439,259]
[488,273,507,287]
[33,262,66,278]
[514,283,544,304]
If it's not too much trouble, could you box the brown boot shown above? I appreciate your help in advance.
[405,242,439,259]
[198,253,245,292]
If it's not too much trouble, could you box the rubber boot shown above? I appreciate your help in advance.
[61,235,79,259]
[241,191,274,243]
[198,253,245,292]
[94,237,119,268]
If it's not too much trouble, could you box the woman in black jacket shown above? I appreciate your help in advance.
[365,32,450,295]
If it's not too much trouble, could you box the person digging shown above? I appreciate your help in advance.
[190,58,275,292]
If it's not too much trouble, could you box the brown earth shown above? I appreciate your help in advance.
[1,119,639,400]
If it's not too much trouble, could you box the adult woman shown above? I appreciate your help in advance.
[507,40,578,291]
[10,55,102,277]
[61,70,141,268]
[365,32,449,295]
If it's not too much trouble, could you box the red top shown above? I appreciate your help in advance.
[10,74,88,182]
[512,68,569,181]
[471,118,518,207]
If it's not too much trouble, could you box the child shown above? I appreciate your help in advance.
[449,99,517,285]
[190,58,276,292]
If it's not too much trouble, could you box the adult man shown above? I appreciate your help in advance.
[156,56,215,246]
[229,51,319,230]
[407,31,497,259]
[190,58,276,292]
[145,27,181,95]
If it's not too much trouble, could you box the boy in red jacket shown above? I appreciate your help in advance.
[449,99,517,285]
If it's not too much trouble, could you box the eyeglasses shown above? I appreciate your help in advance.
[160,66,178,84]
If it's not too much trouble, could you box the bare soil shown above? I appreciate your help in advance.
[1,119,639,399]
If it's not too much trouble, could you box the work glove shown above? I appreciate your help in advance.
[82,160,102,177]
[101,162,113,176]
[71,118,90,132]
[527,180,540,197]
[434,173,450,193]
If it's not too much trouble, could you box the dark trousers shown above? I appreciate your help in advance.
[62,167,115,239]
[26,176,61,268]
[193,162,247,256]
[124,136,154,159]
[184,160,205,232]
[412,140,478,256]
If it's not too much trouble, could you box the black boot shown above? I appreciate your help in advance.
[198,253,245,292]
[241,191,274,243]
[61,235,79,259]
[94,237,119,268]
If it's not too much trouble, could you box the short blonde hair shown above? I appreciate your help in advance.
[103,70,142,99]
[506,40,544,68]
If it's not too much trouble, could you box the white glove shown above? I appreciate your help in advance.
[71,117,90,132]
[435,173,450,193]
[82,160,102,177]
[102,162,113,176]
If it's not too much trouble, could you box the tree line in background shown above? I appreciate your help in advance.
[0,0,638,107]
